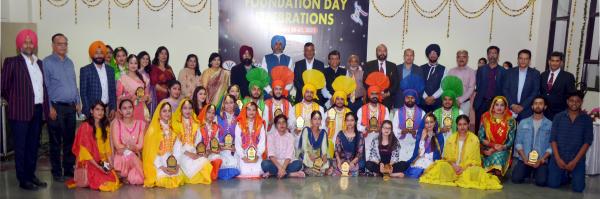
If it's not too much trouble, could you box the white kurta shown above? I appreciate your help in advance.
[154,151,182,178]
[234,121,266,178]
[173,129,211,178]
[411,138,435,169]
[288,102,325,149]
[356,104,390,133]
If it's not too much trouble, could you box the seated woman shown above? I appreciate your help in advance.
[172,99,213,184]
[366,120,405,178]
[235,102,267,178]
[215,95,241,180]
[261,114,306,178]
[70,101,120,191]
[197,104,227,180]
[331,112,365,176]
[142,101,184,188]
[479,96,516,178]
[192,86,209,115]
[300,111,330,176]
[405,113,444,178]
[111,99,145,185]
[419,115,502,189]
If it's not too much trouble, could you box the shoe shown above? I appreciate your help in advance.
[31,177,47,188]
[19,182,39,191]
[53,175,67,182]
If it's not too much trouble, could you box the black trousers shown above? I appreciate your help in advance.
[365,161,410,174]
[47,103,77,177]
[10,105,43,184]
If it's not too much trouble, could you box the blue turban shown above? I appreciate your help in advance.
[271,35,286,50]
[425,44,441,57]
[400,74,425,103]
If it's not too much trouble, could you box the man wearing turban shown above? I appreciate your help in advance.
[231,45,256,98]
[243,67,270,117]
[80,40,117,119]
[324,76,355,157]
[260,35,294,98]
[264,66,294,132]
[1,29,50,190]
[433,76,465,141]
[357,72,391,134]
[392,74,427,174]
[289,69,326,143]
[420,43,448,113]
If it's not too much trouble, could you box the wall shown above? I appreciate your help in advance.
[1,0,598,110]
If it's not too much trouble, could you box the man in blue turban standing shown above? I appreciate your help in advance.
[261,35,294,98]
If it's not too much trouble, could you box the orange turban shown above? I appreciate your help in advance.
[16,29,38,50]
[88,40,108,59]
[365,72,390,102]
[270,66,294,97]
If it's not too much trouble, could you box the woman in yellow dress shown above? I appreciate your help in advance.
[419,115,502,190]
[172,99,213,184]
[142,101,185,188]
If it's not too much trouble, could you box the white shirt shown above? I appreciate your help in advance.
[305,58,315,69]
[95,63,109,104]
[377,60,387,75]
[547,68,561,85]
[22,54,44,104]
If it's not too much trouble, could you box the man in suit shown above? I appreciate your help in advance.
[473,46,507,134]
[420,44,447,113]
[323,50,347,108]
[1,29,49,190]
[503,49,541,121]
[540,51,575,119]
[294,42,326,105]
[363,44,398,109]
[80,40,117,119]
[230,45,256,98]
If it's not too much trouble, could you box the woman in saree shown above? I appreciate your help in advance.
[196,104,225,181]
[419,115,502,189]
[142,101,184,188]
[365,120,405,178]
[110,99,145,185]
[479,96,516,178]
[215,95,241,179]
[149,46,176,105]
[172,99,213,185]
[70,101,120,191]
[300,111,330,176]
[404,113,444,178]
[331,112,364,177]
[234,102,267,178]
[199,53,230,106]
[117,54,151,121]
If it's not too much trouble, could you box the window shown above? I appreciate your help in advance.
[582,0,599,91]
[547,0,572,71]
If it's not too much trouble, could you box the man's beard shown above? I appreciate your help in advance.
[533,109,544,114]
[93,58,105,65]
[428,58,438,63]
[377,54,387,61]
[370,97,378,104]
[405,102,415,108]
[242,58,252,66]
[273,95,283,100]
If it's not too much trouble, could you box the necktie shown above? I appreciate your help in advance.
[547,72,554,91]
[379,62,384,73]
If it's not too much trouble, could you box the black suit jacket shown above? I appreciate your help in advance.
[294,59,326,104]
[230,63,255,98]
[363,60,398,109]
[540,69,575,119]
[502,67,541,120]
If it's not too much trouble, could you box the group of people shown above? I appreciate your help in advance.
[1,29,594,193]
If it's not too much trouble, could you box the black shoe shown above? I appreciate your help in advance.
[19,182,39,191]
[31,177,47,188]
[53,175,67,182]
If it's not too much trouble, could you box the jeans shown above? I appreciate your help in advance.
[511,159,548,186]
[261,159,303,178]
[547,157,586,192]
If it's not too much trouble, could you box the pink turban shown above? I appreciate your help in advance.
[16,29,38,50]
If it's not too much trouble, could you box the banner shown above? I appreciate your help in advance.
[219,0,370,69]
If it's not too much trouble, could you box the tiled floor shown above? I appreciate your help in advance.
[0,157,598,199]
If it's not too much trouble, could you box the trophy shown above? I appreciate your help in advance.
[443,117,453,128]
[236,100,244,110]
[136,87,151,121]
[528,150,539,164]
[210,137,220,153]
[383,164,392,181]
[327,109,337,122]
[406,118,414,130]
[223,134,233,150]
[312,149,323,170]
[341,161,350,177]
[369,116,379,132]
[196,142,206,156]
[274,108,283,117]
[247,145,257,162]
[166,155,178,173]
[99,160,111,172]
[296,117,305,131]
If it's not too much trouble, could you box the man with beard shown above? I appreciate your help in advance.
[420,44,447,113]
[392,74,426,175]
[325,76,355,157]
[80,40,116,119]
[294,42,326,105]
[512,96,552,187]
[548,91,593,192]
[2,29,50,190]
[231,45,256,98]
[357,72,391,134]
[473,46,506,134]
[433,76,465,141]
[363,44,398,109]
[243,68,270,117]
[289,69,326,147]
[264,66,294,132]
